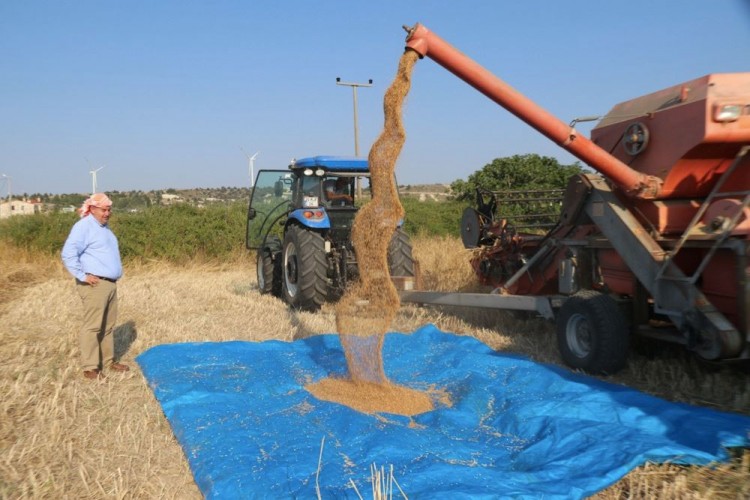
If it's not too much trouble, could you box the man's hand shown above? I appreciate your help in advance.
[84,274,100,286]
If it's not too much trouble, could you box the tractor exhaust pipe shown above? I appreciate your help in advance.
[403,23,663,199]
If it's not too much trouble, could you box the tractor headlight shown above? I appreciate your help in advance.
[713,104,742,123]
[315,168,325,176]
[303,168,313,176]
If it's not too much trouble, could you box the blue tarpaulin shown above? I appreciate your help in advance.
[137,325,750,499]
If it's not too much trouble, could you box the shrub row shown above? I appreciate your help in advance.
[0,199,465,263]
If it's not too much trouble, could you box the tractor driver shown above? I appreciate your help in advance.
[324,177,353,206]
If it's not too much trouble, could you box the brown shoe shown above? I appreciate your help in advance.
[109,362,130,372]
[83,369,105,380]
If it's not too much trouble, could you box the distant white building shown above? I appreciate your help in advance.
[161,193,183,205]
[0,199,43,219]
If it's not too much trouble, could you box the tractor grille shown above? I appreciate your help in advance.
[326,209,358,244]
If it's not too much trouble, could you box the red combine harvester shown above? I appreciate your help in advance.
[399,23,750,374]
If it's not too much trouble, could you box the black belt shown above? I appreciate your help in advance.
[95,276,117,283]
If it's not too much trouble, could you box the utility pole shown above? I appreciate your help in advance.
[241,148,260,187]
[336,77,373,197]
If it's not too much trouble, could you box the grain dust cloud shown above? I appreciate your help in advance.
[307,50,448,416]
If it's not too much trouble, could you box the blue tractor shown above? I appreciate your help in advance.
[245,156,416,311]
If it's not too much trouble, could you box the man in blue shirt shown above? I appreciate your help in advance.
[62,193,129,380]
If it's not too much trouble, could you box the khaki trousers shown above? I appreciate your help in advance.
[75,280,118,371]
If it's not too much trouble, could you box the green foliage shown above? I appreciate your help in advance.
[0,203,247,263]
[450,154,582,201]
[0,196,465,262]
[0,211,76,254]
[400,198,464,238]
[113,203,246,262]
[0,154,581,262]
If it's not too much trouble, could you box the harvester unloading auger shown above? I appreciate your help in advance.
[399,23,750,374]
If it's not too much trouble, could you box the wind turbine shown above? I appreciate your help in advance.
[89,166,105,195]
[241,148,260,187]
[1,174,10,201]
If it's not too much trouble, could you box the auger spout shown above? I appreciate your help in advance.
[403,23,663,199]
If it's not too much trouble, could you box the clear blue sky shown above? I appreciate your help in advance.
[2,1,749,196]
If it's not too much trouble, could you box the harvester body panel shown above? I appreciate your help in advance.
[592,73,750,199]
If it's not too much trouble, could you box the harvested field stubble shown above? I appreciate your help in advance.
[1,240,748,498]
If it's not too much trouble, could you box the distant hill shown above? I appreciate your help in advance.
[32,184,454,212]
[163,183,453,203]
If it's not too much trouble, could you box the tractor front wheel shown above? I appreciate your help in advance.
[556,290,629,374]
[281,225,328,311]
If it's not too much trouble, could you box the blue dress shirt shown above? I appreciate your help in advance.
[61,215,123,282]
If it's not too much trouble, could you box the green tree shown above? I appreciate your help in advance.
[450,154,582,201]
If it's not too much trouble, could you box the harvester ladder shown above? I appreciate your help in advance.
[655,146,750,285]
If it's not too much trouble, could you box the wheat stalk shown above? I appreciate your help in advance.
[315,436,325,500]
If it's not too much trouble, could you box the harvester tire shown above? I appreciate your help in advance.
[282,225,328,311]
[257,236,282,297]
[387,229,416,277]
[556,290,629,374]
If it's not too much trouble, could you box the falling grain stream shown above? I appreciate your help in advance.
[307,51,448,416]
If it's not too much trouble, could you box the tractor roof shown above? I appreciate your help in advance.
[291,156,369,172]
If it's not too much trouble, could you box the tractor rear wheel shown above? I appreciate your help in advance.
[556,289,629,374]
[257,236,282,297]
[387,229,416,277]
[282,225,328,311]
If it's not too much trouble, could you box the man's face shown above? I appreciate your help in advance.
[90,205,112,225]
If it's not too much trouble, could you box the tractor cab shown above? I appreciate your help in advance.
[245,156,369,251]
[245,155,415,311]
